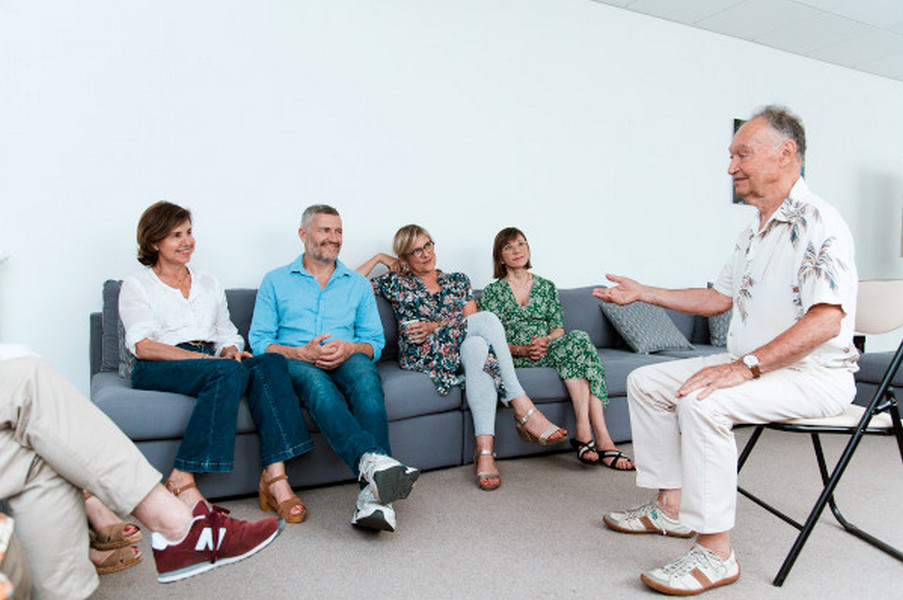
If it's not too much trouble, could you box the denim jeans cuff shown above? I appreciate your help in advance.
[261,439,315,468]
[173,458,234,473]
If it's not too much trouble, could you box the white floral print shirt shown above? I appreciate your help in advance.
[714,178,859,371]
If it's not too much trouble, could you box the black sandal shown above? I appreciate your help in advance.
[573,439,599,466]
[598,449,635,471]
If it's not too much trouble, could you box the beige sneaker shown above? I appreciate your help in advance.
[641,544,740,595]
[603,501,695,537]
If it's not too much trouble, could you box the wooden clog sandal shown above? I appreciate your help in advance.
[259,472,307,523]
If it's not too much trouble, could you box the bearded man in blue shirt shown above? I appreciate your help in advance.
[250,204,419,532]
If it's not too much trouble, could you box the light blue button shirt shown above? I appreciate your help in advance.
[249,255,385,360]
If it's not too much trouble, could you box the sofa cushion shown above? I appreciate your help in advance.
[856,351,903,387]
[665,308,702,344]
[92,372,260,441]
[599,302,694,354]
[516,366,568,402]
[225,289,258,349]
[558,286,618,348]
[376,296,398,362]
[596,348,676,397]
[101,280,123,373]
[377,363,463,420]
[117,318,135,379]
[708,310,731,347]
[658,344,728,360]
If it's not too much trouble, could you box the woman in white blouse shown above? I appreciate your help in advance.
[119,201,311,523]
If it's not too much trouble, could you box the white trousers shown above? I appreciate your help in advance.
[628,353,855,533]
[0,358,161,600]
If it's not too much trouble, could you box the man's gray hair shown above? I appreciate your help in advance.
[300,204,340,229]
[751,105,806,166]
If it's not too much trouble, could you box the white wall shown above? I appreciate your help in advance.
[2,0,902,393]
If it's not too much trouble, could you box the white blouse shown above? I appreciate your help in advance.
[119,266,244,357]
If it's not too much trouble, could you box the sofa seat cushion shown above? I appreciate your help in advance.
[557,286,618,348]
[515,366,568,402]
[92,372,260,441]
[596,349,676,397]
[377,362,463,420]
[658,345,728,360]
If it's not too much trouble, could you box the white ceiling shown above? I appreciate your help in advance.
[591,0,903,81]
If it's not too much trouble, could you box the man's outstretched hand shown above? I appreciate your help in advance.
[592,274,643,305]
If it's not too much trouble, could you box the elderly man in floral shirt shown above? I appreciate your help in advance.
[593,105,858,596]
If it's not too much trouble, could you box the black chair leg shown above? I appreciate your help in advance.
[737,425,765,471]
[772,405,903,585]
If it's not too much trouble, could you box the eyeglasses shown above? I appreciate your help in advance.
[406,241,435,258]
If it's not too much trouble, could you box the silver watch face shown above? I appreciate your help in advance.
[742,354,759,368]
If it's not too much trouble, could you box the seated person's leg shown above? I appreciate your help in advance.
[0,358,162,511]
[131,358,246,475]
[1,357,283,586]
[464,312,567,444]
[1,438,97,600]
[0,522,31,600]
[242,354,313,523]
[330,355,420,505]
[242,353,313,465]
[284,358,382,474]
[330,353,390,454]
[132,357,247,507]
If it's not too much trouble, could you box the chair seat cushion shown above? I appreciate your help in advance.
[778,403,895,429]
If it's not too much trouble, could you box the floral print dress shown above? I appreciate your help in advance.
[479,274,608,404]
[372,271,503,396]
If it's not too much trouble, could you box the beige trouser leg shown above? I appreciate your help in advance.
[0,357,161,600]
[0,529,32,600]
[627,354,855,534]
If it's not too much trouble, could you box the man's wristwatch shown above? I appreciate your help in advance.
[741,354,761,379]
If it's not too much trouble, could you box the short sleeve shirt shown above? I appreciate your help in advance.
[714,178,858,371]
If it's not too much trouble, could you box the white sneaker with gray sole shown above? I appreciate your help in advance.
[358,452,419,504]
[351,485,396,533]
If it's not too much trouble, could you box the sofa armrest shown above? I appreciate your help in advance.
[90,312,102,377]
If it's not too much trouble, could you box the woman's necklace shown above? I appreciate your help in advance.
[154,266,191,297]
[506,272,532,305]
[507,272,532,290]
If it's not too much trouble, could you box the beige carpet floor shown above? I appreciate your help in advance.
[91,428,903,599]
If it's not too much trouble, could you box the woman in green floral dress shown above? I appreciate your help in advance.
[480,227,634,470]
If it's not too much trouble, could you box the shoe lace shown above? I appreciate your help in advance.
[205,505,232,564]
[622,502,657,519]
[662,547,712,577]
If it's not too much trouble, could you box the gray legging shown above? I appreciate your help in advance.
[460,311,526,437]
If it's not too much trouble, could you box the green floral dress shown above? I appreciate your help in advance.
[479,275,608,404]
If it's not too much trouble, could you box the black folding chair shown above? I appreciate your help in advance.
[736,281,903,586]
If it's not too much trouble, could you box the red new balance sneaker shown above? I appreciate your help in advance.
[152,502,283,583]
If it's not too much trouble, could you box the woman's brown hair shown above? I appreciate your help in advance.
[492,227,531,279]
[136,201,192,266]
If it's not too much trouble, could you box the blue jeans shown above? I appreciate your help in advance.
[285,353,389,476]
[131,348,313,472]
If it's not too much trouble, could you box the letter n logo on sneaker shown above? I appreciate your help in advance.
[194,527,227,552]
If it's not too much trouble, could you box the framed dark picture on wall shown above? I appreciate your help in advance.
[732,118,746,204]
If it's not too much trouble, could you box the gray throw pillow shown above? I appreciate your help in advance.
[117,318,136,380]
[705,282,732,347]
[708,310,732,347]
[101,279,123,373]
[599,302,694,354]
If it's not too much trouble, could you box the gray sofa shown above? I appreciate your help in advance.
[88,280,775,499]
